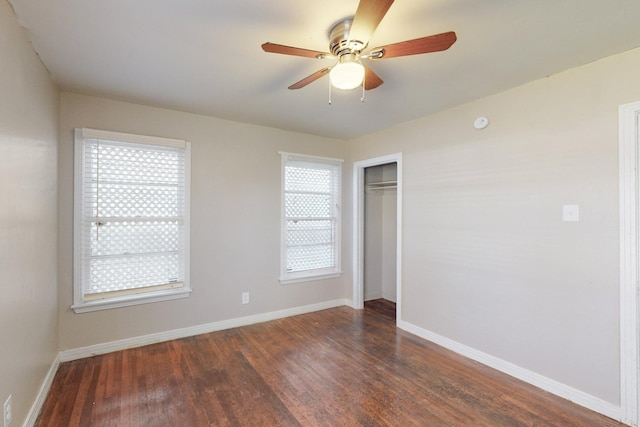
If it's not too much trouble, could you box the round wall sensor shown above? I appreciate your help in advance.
[474,117,489,130]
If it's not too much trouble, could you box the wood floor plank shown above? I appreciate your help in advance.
[35,300,625,426]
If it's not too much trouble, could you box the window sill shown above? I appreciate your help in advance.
[71,287,191,313]
[280,271,342,285]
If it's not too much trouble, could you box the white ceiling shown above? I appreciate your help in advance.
[9,0,640,140]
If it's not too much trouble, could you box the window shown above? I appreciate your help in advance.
[73,128,190,313]
[279,152,342,284]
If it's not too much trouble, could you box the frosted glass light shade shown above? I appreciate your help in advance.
[330,62,365,90]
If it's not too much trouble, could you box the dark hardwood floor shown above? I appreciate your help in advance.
[35,300,624,426]
[365,298,396,321]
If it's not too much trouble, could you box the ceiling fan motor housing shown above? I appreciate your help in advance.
[329,19,366,57]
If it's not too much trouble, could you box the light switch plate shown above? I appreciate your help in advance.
[563,204,579,222]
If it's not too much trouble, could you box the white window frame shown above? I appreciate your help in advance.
[72,128,191,313]
[279,151,343,285]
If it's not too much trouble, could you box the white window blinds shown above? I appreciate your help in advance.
[280,152,342,284]
[73,128,190,312]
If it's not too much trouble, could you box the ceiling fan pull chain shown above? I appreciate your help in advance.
[328,79,332,105]
[361,74,366,103]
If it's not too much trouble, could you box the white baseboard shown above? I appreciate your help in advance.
[35,302,621,426]
[23,353,60,427]
[398,319,622,423]
[343,298,358,309]
[364,292,384,301]
[381,292,396,303]
[60,298,350,362]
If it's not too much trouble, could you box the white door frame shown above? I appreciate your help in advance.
[619,100,640,426]
[352,153,403,322]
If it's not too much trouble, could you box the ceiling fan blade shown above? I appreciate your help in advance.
[370,31,457,60]
[363,66,383,90]
[288,68,331,90]
[262,42,329,59]
[349,0,395,46]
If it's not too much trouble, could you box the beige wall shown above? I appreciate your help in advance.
[347,47,640,404]
[0,0,59,424]
[58,93,349,350]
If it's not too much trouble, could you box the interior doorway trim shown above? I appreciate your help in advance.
[352,153,402,322]
[619,99,640,426]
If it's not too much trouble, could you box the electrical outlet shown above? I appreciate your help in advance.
[241,292,250,304]
[4,394,12,427]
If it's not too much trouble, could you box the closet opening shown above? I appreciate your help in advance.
[363,163,397,318]
[352,153,402,323]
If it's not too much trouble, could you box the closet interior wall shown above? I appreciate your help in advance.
[364,162,397,303]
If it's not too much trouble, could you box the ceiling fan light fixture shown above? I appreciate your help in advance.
[262,0,457,93]
[330,61,365,90]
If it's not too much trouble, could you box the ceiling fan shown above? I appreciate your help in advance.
[262,0,457,92]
